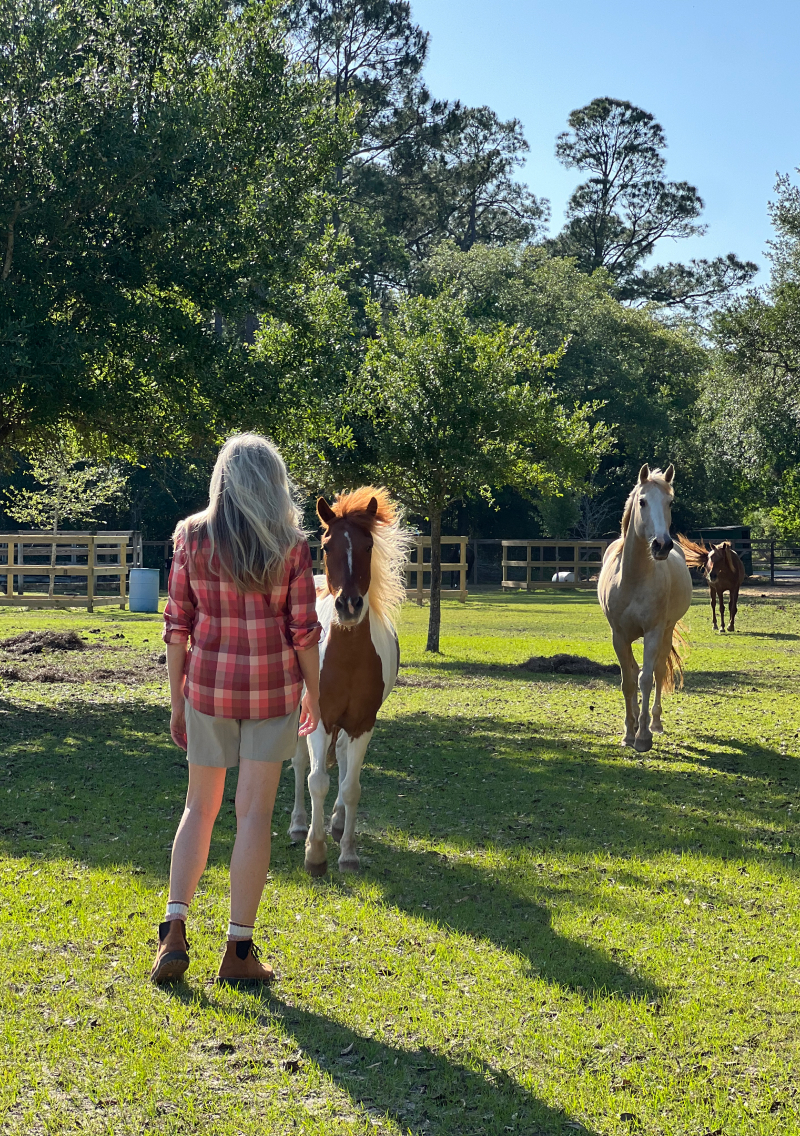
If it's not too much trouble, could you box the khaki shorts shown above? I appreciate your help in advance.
[184,699,301,768]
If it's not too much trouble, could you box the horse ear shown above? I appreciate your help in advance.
[317,497,336,526]
[366,496,378,516]
[664,463,675,483]
[638,464,650,484]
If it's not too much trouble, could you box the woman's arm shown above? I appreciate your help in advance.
[167,641,188,749]
[296,644,320,737]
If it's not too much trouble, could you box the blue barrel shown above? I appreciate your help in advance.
[128,568,160,613]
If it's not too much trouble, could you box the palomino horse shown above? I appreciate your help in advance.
[289,487,411,874]
[598,464,692,752]
[677,537,746,632]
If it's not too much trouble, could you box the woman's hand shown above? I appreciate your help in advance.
[298,689,321,737]
[170,702,187,750]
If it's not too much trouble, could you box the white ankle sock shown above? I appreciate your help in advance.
[227,921,254,941]
[165,901,189,922]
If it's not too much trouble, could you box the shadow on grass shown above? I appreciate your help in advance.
[164,984,599,1136]
[1,694,797,998]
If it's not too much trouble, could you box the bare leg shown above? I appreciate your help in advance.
[230,758,283,927]
[337,731,372,873]
[168,764,226,905]
[710,589,718,631]
[288,738,309,843]
[612,632,639,746]
[719,590,727,632]
[728,586,739,632]
[635,628,661,752]
[651,626,672,734]
[330,731,349,843]
[305,725,333,876]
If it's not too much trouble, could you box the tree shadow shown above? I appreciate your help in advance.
[162,984,600,1136]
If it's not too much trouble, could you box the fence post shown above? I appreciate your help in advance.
[770,541,775,585]
[87,536,95,614]
[459,537,467,602]
[16,541,23,595]
[119,540,127,609]
[5,541,12,598]
[472,539,478,585]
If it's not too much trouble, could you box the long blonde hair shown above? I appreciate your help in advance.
[179,434,304,593]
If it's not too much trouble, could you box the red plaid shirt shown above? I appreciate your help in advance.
[163,529,321,720]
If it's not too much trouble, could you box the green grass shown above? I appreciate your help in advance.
[1,589,799,1135]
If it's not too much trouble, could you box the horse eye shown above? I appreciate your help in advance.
[639,498,647,507]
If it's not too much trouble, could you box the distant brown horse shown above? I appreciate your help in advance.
[677,537,746,632]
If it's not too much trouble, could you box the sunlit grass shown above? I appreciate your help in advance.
[1,589,799,1134]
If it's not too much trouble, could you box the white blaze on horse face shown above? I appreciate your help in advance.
[635,480,673,559]
[344,530,353,576]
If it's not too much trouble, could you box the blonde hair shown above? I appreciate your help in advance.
[178,434,304,593]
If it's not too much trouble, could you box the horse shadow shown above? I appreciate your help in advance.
[162,985,600,1136]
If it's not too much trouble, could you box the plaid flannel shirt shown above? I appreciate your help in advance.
[163,529,321,720]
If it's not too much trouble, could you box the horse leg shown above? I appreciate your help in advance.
[719,589,727,633]
[330,730,349,843]
[304,726,333,876]
[634,629,661,752]
[337,730,373,873]
[728,586,739,632]
[651,626,672,735]
[288,737,309,843]
[612,632,639,746]
[710,588,718,631]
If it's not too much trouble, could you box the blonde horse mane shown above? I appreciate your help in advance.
[326,486,412,628]
[675,534,708,569]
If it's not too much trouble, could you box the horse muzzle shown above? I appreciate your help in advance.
[333,592,365,625]
[651,538,673,561]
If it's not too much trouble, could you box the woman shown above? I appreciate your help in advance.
[151,434,321,984]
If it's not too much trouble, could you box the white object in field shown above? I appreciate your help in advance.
[552,570,575,583]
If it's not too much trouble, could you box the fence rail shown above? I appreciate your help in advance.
[308,535,470,603]
[501,540,608,590]
[0,531,142,612]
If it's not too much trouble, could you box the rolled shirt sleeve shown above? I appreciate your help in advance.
[162,533,196,644]
[286,541,323,652]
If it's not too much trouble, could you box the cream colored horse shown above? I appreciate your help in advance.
[598,464,692,751]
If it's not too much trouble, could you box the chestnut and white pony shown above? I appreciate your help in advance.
[288,487,411,874]
[598,464,692,752]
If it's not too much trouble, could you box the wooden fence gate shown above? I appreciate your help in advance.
[502,540,608,589]
[0,531,142,612]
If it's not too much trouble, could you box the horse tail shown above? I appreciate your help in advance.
[664,620,689,692]
[325,726,340,771]
[675,533,708,569]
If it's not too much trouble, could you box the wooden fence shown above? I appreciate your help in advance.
[309,535,470,603]
[0,531,142,612]
[502,540,608,590]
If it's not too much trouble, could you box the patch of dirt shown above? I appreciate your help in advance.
[521,653,619,677]
[395,674,449,688]
[0,630,87,655]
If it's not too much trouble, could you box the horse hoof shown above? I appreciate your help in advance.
[651,723,664,734]
[338,856,360,873]
[622,736,636,747]
[305,858,328,877]
[288,825,308,843]
[634,737,652,753]
[330,824,344,844]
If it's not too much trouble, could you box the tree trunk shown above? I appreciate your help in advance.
[425,507,442,653]
[49,510,58,599]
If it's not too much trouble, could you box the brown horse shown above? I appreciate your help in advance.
[677,537,746,632]
[288,487,411,874]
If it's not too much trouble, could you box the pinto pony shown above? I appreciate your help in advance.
[598,464,693,752]
[289,487,411,875]
[677,536,746,632]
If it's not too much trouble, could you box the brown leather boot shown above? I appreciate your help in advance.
[217,939,275,984]
[150,920,190,984]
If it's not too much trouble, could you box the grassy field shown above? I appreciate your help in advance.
[1,587,799,1136]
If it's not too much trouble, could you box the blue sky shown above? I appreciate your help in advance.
[410,0,800,283]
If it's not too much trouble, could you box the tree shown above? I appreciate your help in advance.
[422,242,710,524]
[549,98,757,309]
[701,171,800,536]
[0,0,349,457]
[3,432,126,596]
[356,293,609,650]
